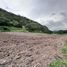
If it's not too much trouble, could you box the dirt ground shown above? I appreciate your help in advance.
[0,32,67,67]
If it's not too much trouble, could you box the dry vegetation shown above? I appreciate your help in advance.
[0,32,67,67]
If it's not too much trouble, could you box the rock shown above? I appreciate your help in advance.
[0,58,12,65]
[0,59,6,64]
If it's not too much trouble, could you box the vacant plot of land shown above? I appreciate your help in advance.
[0,32,67,67]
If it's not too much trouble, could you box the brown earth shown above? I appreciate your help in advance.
[0,32,67,67]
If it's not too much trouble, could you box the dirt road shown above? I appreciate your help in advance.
[0,32,67,67]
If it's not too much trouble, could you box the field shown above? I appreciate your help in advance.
[0,32,67,67]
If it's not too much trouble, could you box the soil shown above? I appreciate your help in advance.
[0,32,67,67]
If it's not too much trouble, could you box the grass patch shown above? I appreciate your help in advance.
[49,43,67,67]
[0,26,28,32]
[62,44,67,56]
[50,59,67,67]
[9,27,28,32]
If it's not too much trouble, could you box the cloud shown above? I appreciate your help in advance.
[29,0,67,19]
[37,12,67,31]
[0,0,33,16]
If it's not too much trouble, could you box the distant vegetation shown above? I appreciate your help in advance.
[0,8,52,33]
[53,30,67,34]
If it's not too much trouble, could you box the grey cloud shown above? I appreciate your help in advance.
[45,12,67,30]
[46,21,65,31]
[29,0,67,19]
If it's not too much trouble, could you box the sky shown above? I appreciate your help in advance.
[0,0,67,31]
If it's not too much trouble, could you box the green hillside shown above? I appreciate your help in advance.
[0,8,51,33]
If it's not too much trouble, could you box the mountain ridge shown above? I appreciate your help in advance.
[0,8,52,33]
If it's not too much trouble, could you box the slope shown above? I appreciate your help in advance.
[0,8,51,33]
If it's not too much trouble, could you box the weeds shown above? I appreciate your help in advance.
[49,43,67,67]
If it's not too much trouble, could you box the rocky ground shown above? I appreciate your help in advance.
[0,32,67,67]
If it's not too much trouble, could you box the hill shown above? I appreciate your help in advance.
[0,8,51,33]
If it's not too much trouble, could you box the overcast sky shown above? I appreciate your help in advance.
[0,0,67,30]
